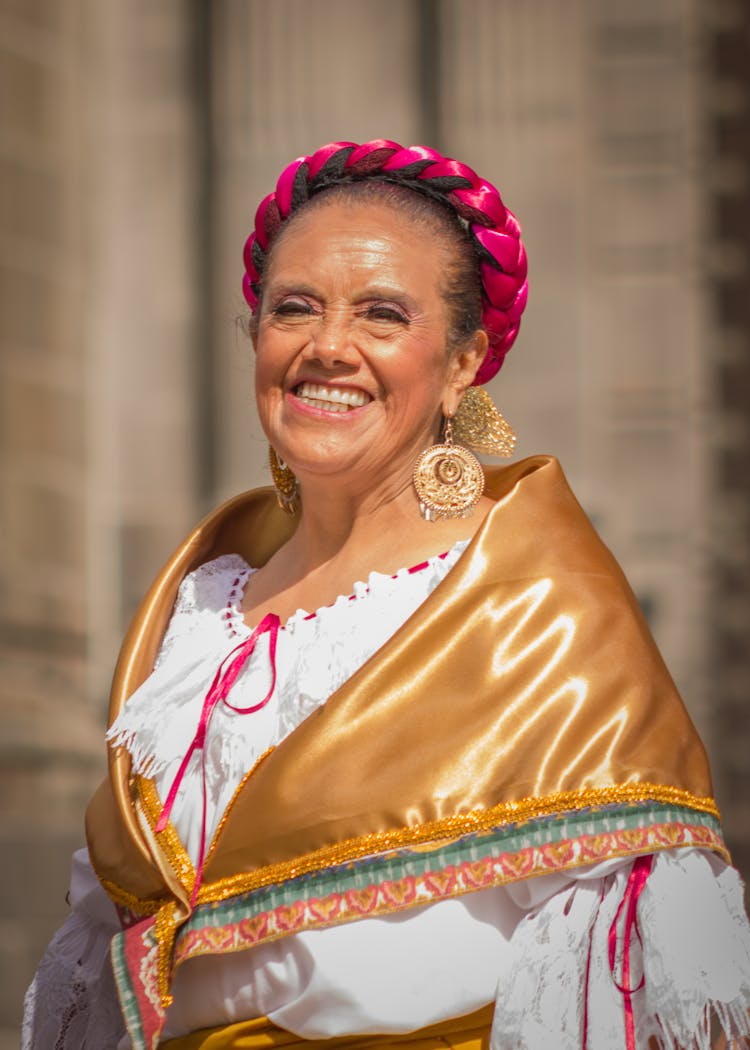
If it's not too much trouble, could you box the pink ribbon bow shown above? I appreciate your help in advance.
[583,852,654,1049]
[155,612,281,905]
[608,853,654,1049]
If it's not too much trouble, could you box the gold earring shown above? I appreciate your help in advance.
[413,417,485,521]
[452,387,516,458]
[269,446,297,515]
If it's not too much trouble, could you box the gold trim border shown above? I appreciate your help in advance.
[205,746,275,866]
[99,877,164,916]
[137,775,196,892]
[172,821,728,972]
[101,782,721,915]
[195,783,719,906]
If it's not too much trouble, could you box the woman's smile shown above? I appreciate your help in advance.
[292,381,372,413]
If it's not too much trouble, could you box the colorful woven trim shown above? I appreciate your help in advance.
[118,778,720,915]
[110,797,725,1050]
[175,801,725,962]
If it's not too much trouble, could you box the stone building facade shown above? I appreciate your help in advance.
[1,1,747,1044]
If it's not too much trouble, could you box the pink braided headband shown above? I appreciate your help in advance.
[242,139,528,384]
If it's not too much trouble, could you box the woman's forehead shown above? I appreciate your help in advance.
[266,197,451,280]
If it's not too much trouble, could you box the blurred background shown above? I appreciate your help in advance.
[1,0,749,1044]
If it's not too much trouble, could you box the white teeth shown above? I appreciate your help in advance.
[295,382,370,409]
[300,397,348,412]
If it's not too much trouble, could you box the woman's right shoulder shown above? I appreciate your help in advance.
[173,553,253,616]
[151,554,253,671]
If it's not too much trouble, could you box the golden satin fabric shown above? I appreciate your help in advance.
[86,455,713,906]
[159,1006,493,1049]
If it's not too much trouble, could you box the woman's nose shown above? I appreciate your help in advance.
[306,312,360,368]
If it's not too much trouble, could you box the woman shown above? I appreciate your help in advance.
[24,140,750,1050]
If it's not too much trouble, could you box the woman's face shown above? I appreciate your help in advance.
[252,198,483,501]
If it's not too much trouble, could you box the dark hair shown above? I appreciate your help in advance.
[243,140,528,382]
[258,180,483,355]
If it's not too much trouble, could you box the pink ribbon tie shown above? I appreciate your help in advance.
[608,853,654,1050]
[155,612,280,905]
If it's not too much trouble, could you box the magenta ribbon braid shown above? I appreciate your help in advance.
[242,139,528,384]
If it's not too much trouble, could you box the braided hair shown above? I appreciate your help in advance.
[242,140,528,384]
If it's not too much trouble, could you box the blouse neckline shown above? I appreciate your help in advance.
[223,545,467,641]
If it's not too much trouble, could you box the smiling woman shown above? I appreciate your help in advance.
[247,194,490,594]
[23,141,750,1050]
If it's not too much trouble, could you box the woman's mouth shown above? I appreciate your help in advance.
[293,382,372,413]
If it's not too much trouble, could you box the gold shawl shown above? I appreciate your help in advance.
[85,456,723,1046]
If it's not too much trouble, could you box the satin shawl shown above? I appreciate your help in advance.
[85,456,724,1049]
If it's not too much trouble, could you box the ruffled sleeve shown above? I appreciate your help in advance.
[153,553,252,670]
[21,849,125,1050]
[106,553,252,778]
[491,849,750,1049]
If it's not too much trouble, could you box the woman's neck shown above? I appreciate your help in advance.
[240,479,493,627]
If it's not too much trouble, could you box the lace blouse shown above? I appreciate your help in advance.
[106,544,472,860]
[23,547,750,1050]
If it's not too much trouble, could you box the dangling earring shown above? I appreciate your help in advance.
[413,416,485,521]
[452,387,516,458]
[269,446,297,515]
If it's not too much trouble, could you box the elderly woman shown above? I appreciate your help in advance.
[24,140,750,1050]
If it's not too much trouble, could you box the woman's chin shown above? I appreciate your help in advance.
[290,456,372,486]
[291,451,412,499]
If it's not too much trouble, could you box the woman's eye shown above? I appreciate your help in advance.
[365,304,408,324]
[272,298,315,317]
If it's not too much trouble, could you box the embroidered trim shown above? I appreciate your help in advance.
[104,783,722,916]
[109,800,726,1050]
[223,567,252,639]
[154,903,179,1009]
[194,784,720,906]
[137,778,196,895]
[99,878,165,916]
[228,548,457,640]
[172,816,725,969]
[133,747,277,883]
[111,923,155,1050]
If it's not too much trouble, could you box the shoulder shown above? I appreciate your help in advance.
[485,454,578,507]
[172,553,253,617]
[483,455,616,574]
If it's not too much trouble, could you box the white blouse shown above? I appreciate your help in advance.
[106,544,473,860]
[23,548,750,1050]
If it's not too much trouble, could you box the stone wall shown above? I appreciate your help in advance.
[707,0,750,885]
[0,1,201,1043]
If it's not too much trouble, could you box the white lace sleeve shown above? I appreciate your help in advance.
[153,553,251,670]
[491,849,750,1049]
[22,849,126,1050]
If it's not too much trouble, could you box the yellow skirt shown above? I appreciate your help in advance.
[159,1005,493,1050]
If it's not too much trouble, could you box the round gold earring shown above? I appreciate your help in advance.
[412,417,485,521]
[269,446,297,515]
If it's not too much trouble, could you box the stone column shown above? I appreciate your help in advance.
[705,0,750,886]
[0,0,202,1041]
[209,0,425,498]
[440,0,713,748]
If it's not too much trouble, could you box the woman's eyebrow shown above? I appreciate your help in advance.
[352,286,422,313]
[266,280,421,313]
[265,280,318,298]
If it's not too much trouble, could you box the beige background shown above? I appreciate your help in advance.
[2,1,749,1045]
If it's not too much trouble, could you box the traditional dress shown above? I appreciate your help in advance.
[23,456,750,1049]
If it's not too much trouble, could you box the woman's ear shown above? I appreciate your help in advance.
[443,330,488,417]
[248,313,259,353]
